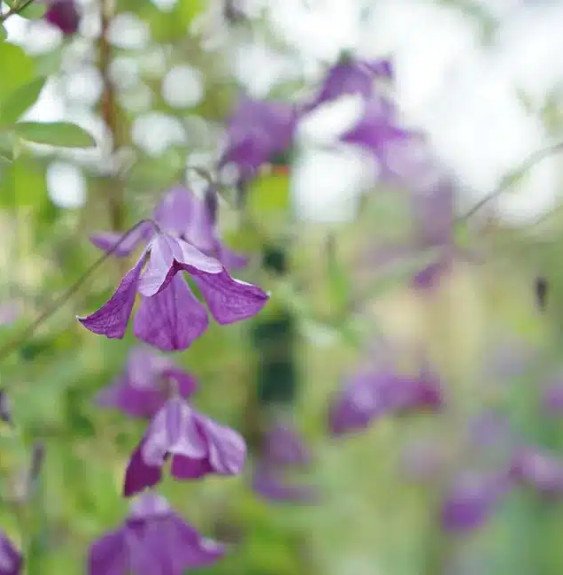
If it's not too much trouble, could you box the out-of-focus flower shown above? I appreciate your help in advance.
[0,530,22,575]
[96,346,197,418]
[329,366,442,436]
[543,380,563,414]
[305,56,392,110]
[510,447,563,496]
[91,186,248,270]
[220,97,297,184]
[80,214,268,351]
[88,492,224,575]
[0,391,12,425]
[124,397,246,496]
[441,471,510,533]
[44,0,80,35]
[252,423,317,504]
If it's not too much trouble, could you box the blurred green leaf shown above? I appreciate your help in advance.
[0,77,45,126]
[15,122,96,148]
[19,1,46,19]
[0,43,34,99]
[0,156,46,207]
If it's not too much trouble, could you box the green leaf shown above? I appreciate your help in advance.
[0,156,46,208]
[0,25,7,43]
[0,129,15,162]
[0,43,34,99]
[15,122,96,148]
[0,77,45,126]
[19,1,47,19]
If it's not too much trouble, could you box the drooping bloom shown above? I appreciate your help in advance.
[252,423,317,504]
[220,97,297,184]
[88,492,224,575]
[305,56,392,110]
[80,190,268,352]
[510,447,563,496]
[124,396,246,496]
[90,186,247,271]
[441,471,510,533]
[0,530,22,575]
[96,346,197,419]
[329,366,442,436]
[44,0,80,35]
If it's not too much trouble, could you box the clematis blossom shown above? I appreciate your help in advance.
[44,0,80,35]
[252,423,317,504]
[90,186,247,270]
[220,97,297,184]
[88,492,224,575]
[329,366,442,436]
[0,530,22,575]
[80,199,268,351]
[96,346,197,418]
[305,56,392,110]
[123,396,246,496]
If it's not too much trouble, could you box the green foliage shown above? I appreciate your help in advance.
[14,122,96,148]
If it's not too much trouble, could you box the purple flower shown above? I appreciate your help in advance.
[0,530,22,575]
[90,187,248,270]
[262,424,312,468]
[510,447,563,496]
[252,464,318,504]
[340,97,412,172]
[96,347,197,419]
[123,397,246,496]
[88,492,224,575]
[44,0,80,35]
[543,380,563,414]
[220,97,297,184]
[306,57,392,110]
[329,366,442,436]
[441,472,510,533]
[79,226,268,351]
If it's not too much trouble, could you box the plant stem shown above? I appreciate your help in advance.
[0,0,36,23]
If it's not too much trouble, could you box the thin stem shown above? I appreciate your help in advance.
[0,220,152,364]
[458,140,563,222]
[0,0,36,22]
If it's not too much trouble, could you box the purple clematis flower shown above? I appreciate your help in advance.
[441,471,510,533]
[0,530,22,575]
[96,346,197,419]
[510,447,563,496]
[252,423,317,504]
[306,56,392,110]
[220,97,297,184]
[44,0,80,35]
[80,206,268,352]
[329,366,442,436]
[90,186,248,271]
[123,396,246,496]
[88,492,224,575]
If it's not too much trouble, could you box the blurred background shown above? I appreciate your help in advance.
[1,0,563,573]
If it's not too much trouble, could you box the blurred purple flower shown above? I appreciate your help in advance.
[253,423,317,504]
[44,0,80,35]
[0,530,21,575]
[124,396,246,496]
[0,391,12,425]
[305,57,392,110]
[441,471,510,533]
[220,97,297,184]
[79,227,268,351]
[88,492,224,575]
[91,187,248,270]
[329,366,443,436]
[543,381,563,414]
[510,447,563,496]
[96,347,197,419]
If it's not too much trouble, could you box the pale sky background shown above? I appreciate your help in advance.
[4,0,563,223]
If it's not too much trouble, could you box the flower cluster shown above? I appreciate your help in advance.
[0,531,21,575]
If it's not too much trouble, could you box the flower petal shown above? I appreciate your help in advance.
[90,222,154,258]
[133,276,209,352]
[192,270,269,325]
[123,441,163,497]
[88,529,128,575]
[197,413,246,475]
[78,254,145,339]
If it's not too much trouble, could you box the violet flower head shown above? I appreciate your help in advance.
[329,366,443,436]
[306,57,392,110]
[0,530,22,575]
[97,347,197,419]
[44,0,80,35]
[441,471,510,533]
[80,190,268,352]
[220,97,297,184]
[124,396,246,496]
[88,492,224,575]
[262,424,312,468]
[510,447,563,496]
